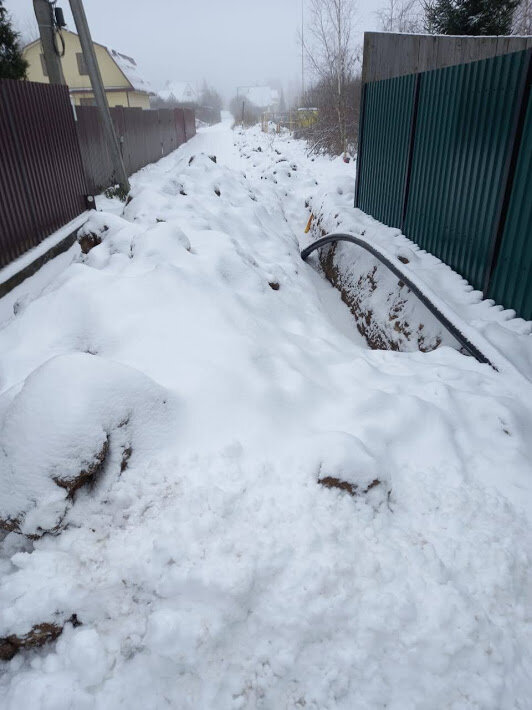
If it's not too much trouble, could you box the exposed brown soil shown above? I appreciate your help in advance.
[53,436,110,500]
[78,232,102,254]
[318,476,381,496]
[0,615,81,662]
[120,445,133,473]
[318,242,441,353]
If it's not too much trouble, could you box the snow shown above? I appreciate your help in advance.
[239,85,279,110]
[158,80,198,104]
[109,49,153,95]
[0,113,531,709]
[308,179,532,381]
[0,213,88,286]
[0,353,171,538]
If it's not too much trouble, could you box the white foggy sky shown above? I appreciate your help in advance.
[6,0,382,100]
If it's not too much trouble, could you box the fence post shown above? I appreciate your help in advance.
[483,48,532,296]
[69,0,130,193]
[401,73,421,231]
[354,83,367,209]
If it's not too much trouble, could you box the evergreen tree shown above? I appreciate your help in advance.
[424,0,519,34]
[0,1,28,80]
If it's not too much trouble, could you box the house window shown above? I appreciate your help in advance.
[40,54,48,77]
[76,52,88,75]
[79,97,96,106]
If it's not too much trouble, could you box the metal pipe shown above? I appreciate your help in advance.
[301,233,496,369]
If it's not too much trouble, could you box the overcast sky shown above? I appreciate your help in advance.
[6,0,382,100]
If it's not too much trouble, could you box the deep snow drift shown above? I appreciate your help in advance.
[0,115,531,709]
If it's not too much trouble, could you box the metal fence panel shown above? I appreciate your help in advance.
[487,88,532,319]
[158,108,175,157]
[183,108,196,141]
[175,108,186,146]
[1,85,195,271]
[76,106,195,194]
[404,50,528,289]
[76,105,114,194]
[0,79,87,268]
[144,110,161,164]
[356,73,416,228]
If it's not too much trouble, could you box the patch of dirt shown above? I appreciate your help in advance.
[318,242,441,353]
[318,476,381,496]
[78,232,102,255]
[0,615,81,662]
[53,436,110,500]
[120,445,132,473]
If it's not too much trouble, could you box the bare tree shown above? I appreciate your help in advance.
[512,0,532,33]
[376,0,423,31]
[303,0,358,157]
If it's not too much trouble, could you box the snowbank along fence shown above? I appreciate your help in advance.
[0,78,196,269]
[355,48,532,321]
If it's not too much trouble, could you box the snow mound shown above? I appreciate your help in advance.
[305,430,386,487]
[0,353,170,537]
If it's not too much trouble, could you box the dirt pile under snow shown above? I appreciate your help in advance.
[0,353,171,538]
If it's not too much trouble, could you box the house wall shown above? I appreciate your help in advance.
[23,32,150,109]
[71,90,150,109]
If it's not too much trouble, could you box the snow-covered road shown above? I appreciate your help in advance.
[0,115,531,709]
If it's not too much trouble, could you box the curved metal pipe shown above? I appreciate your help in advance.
[301,233,495,369]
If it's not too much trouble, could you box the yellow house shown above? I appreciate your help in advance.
[22,29,153,109]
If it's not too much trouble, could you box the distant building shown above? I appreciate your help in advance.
[158,81,198,105]
[22,30,154,109]
[238,86,279,112]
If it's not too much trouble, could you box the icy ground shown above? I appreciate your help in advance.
[0,114,531,709]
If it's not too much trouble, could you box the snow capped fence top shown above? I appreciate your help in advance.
[0,79,195,270]
[356,48,532,321]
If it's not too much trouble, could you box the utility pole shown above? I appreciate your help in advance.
[301,0,304,104]
[69,0,130,193]
[33,0,65,84]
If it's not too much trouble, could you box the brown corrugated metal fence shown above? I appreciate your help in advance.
[183,108,196,140]
[77,105,196,194]
[0,78,196,271]
[175,108,186,146]
[0,79,87,268]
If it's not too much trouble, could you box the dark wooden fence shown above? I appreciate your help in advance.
[0,80,87,268]
[0,79,196,271]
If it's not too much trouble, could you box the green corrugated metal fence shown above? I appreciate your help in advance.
[356,74,416,229]
[487,85,532,318]
[355,48,532,321]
